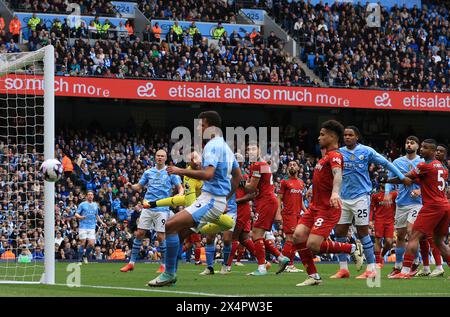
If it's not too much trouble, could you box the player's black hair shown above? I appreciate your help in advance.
[321,120,344,141]
[86,190,95,195]
[423,139,437,149]
[406,135,420,144]
[437,144,448,152]
[345,125,362,141]
[199,111,222,128]
[288,160,299,166]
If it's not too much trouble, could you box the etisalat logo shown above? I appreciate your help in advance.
[170,120,280,172]
[374,92,392,107]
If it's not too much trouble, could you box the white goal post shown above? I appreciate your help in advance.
[0,45,55,285]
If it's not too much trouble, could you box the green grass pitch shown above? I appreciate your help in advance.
[0,262,448,297]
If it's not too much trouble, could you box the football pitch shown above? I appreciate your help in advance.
[0,262,448,297]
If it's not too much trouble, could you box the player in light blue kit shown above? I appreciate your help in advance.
[120,149,183,274]
[148,111,241,287]
[332,126,405,279]
[75,190,106,264]
[385,136,424,278]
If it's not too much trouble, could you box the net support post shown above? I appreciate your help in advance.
[43,45,55,285]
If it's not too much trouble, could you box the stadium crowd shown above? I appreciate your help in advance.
[0,124,429,264]
[2,0,450,90]
[267,1,450,91]
[7,0,118,16]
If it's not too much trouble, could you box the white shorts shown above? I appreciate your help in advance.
[137,209,167,232]
[79,229,96,240]
[395,204,422,229]
[338,195,371,226]
[185,192,227,233]
[265,231,275,241]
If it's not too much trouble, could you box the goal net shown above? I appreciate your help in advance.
[0,46,55,284]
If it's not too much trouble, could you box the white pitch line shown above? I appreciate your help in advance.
[51,284,449,297]
[54,283,235,297]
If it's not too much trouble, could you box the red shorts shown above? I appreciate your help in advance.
[186,233,201,244]
[282,212,300,235]
[253,197,278,231]
[298,206,341,238]
[236,206,252,233]
[374,222,394,239]
[413,204,450,237]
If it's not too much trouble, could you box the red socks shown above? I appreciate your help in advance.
[319,240,352,254]
[194,247,201,262]
[254,238,266,265]
[428,237,443,266]
[375,250,382,264]
[403,253,415,269]
[227,241,240,267]
[419,239,430,266]
[242,239,255,256]
[264,239,281,257]
[236,245,245,262]
[295,242,317,275]
[282,240,295,265]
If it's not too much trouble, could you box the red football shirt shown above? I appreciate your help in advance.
[249,161,276,202]
[279,178,304,215]
[311,149,343,210]
[236,186,251,216]
[370,191,397,224]
[410,160,449,206]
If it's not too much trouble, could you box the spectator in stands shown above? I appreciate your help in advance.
[267,31,281,48]
[27,13,41,37]
[9,15,21,43]
[6,38,20,53]
[213,22,225,40]
[171,20,183,43]
[249,28,262,46]
[151,22,161,43]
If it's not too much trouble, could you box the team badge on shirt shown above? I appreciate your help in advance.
[359,155,365,160]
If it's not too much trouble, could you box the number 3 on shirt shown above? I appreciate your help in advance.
[437,170,445,191]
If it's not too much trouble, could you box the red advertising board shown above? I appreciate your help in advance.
[1,75,450,112]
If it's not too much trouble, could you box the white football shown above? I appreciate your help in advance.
[40,159,63,182]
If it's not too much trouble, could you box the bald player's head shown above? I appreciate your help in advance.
[155,150,167,166]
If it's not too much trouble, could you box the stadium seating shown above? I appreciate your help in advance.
[265,0,450,91]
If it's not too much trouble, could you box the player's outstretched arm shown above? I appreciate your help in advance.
[227,167,242,201]
[236,192,256,204]
[371,150,405,180]
[330,167,343,209]
[167,165,215,181]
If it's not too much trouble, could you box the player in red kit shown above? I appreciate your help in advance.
[183,233,202,264]
[245,142,290,276]
[387,139,450,279]
[370,182,397,267]
[416,143,447,278]
[276,160,307,273]
[224,154,258,272]
[279,120,363,286]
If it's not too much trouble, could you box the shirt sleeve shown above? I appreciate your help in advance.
[138,171,148,186]
[171,174,182,186]
[232,157,239,170]
[410,162,427,179]
[250,163,261,178]
[329,152,343,170]
[368,147,405,180]
[278,180,286,195]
